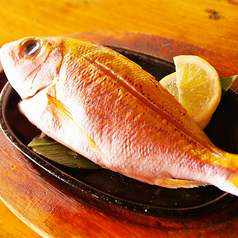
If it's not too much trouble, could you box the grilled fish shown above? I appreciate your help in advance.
[1,37,238,195]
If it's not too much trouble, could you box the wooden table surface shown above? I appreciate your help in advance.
[0,0,238,237]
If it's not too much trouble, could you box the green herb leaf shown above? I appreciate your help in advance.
[220,75,238,97]
[28,135,101,169]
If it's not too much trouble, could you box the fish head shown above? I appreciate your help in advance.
[0,37,64,99]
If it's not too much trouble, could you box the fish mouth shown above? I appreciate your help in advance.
[23,85,50,101]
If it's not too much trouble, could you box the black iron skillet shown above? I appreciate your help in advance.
[0,46,237,217]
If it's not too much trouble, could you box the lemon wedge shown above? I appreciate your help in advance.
[160,55,222,129]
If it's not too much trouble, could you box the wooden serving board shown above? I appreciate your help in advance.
[0,31,238,238]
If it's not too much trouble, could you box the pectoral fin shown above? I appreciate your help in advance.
[46,94,108,162]
[47,94,74,125]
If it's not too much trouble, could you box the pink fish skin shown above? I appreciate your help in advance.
[1,36,238,195]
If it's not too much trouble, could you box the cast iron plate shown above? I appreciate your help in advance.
[0,46,237,217]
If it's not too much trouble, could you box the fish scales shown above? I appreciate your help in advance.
[59,44,210,171]
[1,37,238,195]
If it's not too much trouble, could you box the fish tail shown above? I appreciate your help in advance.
[208,151,238,196]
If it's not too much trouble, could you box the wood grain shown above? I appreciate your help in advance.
[1,0,238,237]
[1,0,238,59]
[0,199,42,238]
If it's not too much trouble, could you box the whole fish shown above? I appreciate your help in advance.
[1,37,238,196]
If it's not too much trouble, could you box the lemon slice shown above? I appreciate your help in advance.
[160,55,222,129]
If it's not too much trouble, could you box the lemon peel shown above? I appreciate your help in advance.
[160,55,222,129]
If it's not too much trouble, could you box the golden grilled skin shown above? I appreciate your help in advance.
[1,36,238,195]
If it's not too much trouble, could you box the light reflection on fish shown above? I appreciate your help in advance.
[1,36,238,196]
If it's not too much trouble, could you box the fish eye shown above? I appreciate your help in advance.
[22,39,41,57]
